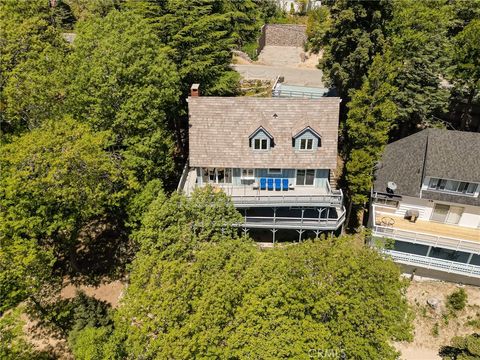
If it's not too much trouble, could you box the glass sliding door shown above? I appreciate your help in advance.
[296,169,315,186]
[431,204,450,223]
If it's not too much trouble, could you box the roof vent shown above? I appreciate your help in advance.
[386,181,397,194]
[272,113,278,118]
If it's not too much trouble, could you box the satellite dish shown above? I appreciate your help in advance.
[387,181,397,193]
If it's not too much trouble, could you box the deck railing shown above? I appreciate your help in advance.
[382,249,480,278]
[372,225,480,253]
[242,208,346,230]
[230,190,343,207]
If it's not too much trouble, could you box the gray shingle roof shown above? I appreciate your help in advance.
[374,129,480,206]
[188,97,340,170]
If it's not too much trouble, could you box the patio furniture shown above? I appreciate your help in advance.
[282,178,289,191]
[381,216,395,226]
[267,178,274,191]
[252,182,259,190]
[275,178,281,191]
[260,178,266,190]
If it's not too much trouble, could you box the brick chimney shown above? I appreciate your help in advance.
[190,84,200,97]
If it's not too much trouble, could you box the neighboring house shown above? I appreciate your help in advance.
[370,129,480,281]
[179,85,345,242]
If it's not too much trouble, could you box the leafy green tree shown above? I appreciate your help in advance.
[94,236,411,359]
[133,186,243,259]
[0,307,48,360]
[0,0,68,135]
[0,118,134,286]
[440,333,480,360]
[65,9,180,184]
[306,6,332,53]
[69,326,112,360]
[319,0,394,98]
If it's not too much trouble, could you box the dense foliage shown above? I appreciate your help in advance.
[440,333,480,360]
[74,188,412,359]
[310,0,480,215]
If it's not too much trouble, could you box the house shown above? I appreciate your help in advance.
[179,85,345,242]
[370,129,480,282]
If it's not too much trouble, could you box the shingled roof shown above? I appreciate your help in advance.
[374,129,480,206]
[188,97,340,170]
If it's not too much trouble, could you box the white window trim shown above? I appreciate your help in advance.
[202,167,233,184]
[241,168,255,180]
[299,138,314,151]
[425,176,479,197]
[295,169,316,187]
[253,138,269,151]
[267,168,282,175]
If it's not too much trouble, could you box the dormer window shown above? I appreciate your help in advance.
[254,138,268,150]
[292,126,321,151]
[249,126,273,151]
[300,138,313,150]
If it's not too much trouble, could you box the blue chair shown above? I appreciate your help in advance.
[275,178,281,191]
[282,178,289,191]
[260,178,267,190]
[267,178,274,191]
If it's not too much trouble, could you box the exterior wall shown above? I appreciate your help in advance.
[198,167,330,189]
[394,195,480,228]
[293,130,320,151]
[258,24,307,53]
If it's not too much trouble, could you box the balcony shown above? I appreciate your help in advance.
[180,168,343,208]
[240,207,346,230]
[382,249,480,278]
[372,206,480,254]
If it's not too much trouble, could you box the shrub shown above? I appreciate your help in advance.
[447,288,468,311]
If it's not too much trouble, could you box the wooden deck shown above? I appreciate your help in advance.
[375,214,480,242]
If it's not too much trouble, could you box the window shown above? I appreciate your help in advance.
[254,138,268,150]
[428,177,477,195]
[299,138,313,150]
[268,168,282,175]
[201,168,232,184]
[241,168,255,179]
[296,169,315,186]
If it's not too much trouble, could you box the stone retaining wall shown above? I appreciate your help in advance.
[258,24,307,53]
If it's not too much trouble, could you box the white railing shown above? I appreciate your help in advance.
[373,225,480,254]
[231,191,343,207]
[242,208,346,230]
[382,249,480,278]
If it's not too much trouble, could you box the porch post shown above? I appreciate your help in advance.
[426,246,432,258]
[297,229,304,242]
[272,229,277,244]
[467,253,474,264]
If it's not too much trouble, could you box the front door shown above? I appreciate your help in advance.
[431,204,450,223]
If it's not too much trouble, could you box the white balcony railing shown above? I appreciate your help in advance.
[230,190,343,207]
[382,249,480,278]
[372,225,480,254]
[240,207,346,230]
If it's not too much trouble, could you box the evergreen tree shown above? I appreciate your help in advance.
[344,51,399,207]
[387,0,451,135]
[319,0,393,99]
[449,19,480,131]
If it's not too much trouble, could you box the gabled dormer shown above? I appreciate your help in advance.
[249,126,274,151]
[292,126,321,151]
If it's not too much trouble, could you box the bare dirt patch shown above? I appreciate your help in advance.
[61,279,125,308]
[395,278,480,359]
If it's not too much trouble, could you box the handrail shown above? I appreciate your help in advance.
[382,249,480,277]
[373,225,480,253]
